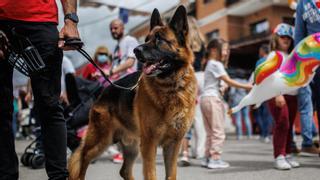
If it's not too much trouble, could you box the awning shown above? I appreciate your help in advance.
[79,0,151,16]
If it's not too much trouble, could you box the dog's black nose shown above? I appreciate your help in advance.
[134,46,144,61]
[134,46,143,56]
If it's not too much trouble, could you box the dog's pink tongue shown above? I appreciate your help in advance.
[143,64,156,74]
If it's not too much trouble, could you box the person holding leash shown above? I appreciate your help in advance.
[0,0,80,179]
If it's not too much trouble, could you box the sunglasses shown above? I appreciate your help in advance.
[279,35,292,39]
[97,53,108,56]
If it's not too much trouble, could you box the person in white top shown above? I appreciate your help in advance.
[200,39,251,169]
[60,56,75,104]
[103,19,139,163]
[108,19,139,80]
[193,71,206,159]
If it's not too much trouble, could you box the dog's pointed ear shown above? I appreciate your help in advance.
[169,5,188,46]
[150,8,163,31]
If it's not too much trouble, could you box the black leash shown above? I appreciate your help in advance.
[63,38,141,91]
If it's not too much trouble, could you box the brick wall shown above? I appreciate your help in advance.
[196,0,225,19]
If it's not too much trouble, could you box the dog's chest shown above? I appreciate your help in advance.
[169,109,190,130]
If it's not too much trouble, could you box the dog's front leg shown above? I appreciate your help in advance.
[120,140,139,180]
[141,138,157,180]
[163,140,182,180]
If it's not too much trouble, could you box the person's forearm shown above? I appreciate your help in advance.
[26,79,32,95]
[112,58,135,74]
[221,75,250,90]
[228,79,248,89]
[60,0,77,14]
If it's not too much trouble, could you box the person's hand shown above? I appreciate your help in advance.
[58,20,80,50]
[91,71,102,79]
[0,50,5,61]
[102,69,111,77]
[219,84,229,96]
[275,95,286,107]
[244,83,253,91]
[60,92,69,105]
[24,92,32,103]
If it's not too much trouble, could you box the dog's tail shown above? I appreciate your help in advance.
[68,147,83,180]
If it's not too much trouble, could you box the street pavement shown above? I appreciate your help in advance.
[17,135,320,180]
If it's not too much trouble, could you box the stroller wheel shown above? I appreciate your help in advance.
[30,154,45,169]
[21,152,33,166]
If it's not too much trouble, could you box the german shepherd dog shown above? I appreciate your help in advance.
[68,6,197,180]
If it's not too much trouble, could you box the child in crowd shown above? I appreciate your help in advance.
[200,39,251,169]
[268,23,300,170]
[253,44,273,143]
[229,77,252,140]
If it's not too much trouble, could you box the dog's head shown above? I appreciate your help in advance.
[134,6,193,77]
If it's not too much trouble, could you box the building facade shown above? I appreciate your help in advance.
[130,0,294,75]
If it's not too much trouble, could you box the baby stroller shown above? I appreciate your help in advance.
[20,74,104,168]
[64,73,104,152]
[20,127,44,169]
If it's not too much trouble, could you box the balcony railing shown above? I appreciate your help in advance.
[225,0,241,6]
[230,31,271,49]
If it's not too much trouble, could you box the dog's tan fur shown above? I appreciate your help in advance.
[68,6,197,180]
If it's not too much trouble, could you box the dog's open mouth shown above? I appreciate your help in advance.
[143,59,170,76]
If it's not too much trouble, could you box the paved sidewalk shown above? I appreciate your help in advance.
[17,135,320,180]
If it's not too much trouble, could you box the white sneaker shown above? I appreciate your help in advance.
[263,137,271,143]
[178,156,190,167]
[274,155,291,170]
[201,157,209,167]
[285,155,300,168]
[207,159,230,169]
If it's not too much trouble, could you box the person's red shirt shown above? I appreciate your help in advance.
[82,63,97,81]
[0,0,58,23]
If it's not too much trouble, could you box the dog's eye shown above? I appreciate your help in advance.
[155,34,163,45]
[145,36,150,42]
[155,38,161,45]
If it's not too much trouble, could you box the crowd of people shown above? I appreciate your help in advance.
[177,0,320,171]
[1,0,320,179]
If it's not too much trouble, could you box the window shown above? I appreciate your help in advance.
[225,0,240,6]
[282,17,295,26]
[250,20,269,35]
[206,29,219,40]
[204,0,213,4]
